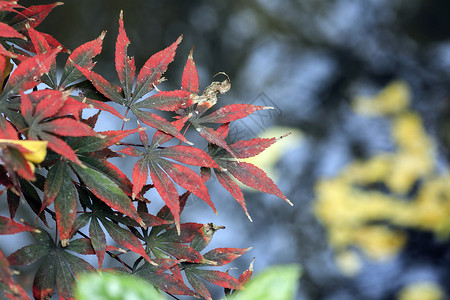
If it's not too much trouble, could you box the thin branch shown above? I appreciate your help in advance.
[44,207,134,271]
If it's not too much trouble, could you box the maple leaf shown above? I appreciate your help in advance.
[37,127,144,244]
[59,31,106,89]
[68,198,155,267]
[0,47,60,101]
[8,3,63,32]
[7,229,94,300]
[205,123,292,220]
[0,22,25,40]
[177,53,273,157]
[125,126,219,233]
[73,12,191,142]
[19,90,97,165]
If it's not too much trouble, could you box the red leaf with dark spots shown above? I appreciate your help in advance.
[181,49,199,94]
[55,97,89,120]
[138,211,172,228]
[0,22,25,39]
[60,31,105,88]
[158,222,203,244]
[39,131,82,165]
[54,169,77,243]
[20,91,34,120]
[190,223,225,252]
[191,269,243,290]
[134,266,195,297]
[32,257,56,300]
[132,35,182,101]
[149,160,181,232]
[41,31,67,52]
[83,98,126,120]
[39,132,81,165]
[132,157,148,199]
[132,108,189,144]
[156,191,190,222]
[102,220,154,265]
[195,125,235,157]
[119,146,143,157]
[0,249,30,300]
[0,2,23,14]
[203,247,252,266]
[225,161,292,205]
[89,217,107,268]
[199,104,271,124]
[0,116,18,139]
[115,11,135,99]
[158,145,220,168]
[74,64,124,104]
[33,91,67,122]
[40,118,96,137]
[150,116,189,147]
[215,169,250,221]
[134,90,192,111]
[27,27,51,54]
[74,128,141,153]
[42,160,65,213]
[70,163,144,226]
[157,242,203,263]
[50,119,92,138]
[186,271,211,300]
[10,3,63,31]
[0,216,36,235]
[229,134,290,159]
[159,160,215,213]
[216,123,230,139]
[2,47,60,99]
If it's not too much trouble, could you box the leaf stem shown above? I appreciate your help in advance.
[44,207,134,271]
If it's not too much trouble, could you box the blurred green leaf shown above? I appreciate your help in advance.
[76,272,166,300]
[228,265,301,300]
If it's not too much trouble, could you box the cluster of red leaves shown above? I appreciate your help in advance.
[0,2,290,299]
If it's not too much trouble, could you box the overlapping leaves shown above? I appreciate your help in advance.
[0,3,291,300]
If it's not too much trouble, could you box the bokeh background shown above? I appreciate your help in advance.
[9,0,450,299]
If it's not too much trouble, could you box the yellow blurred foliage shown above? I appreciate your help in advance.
[353,81,410,116]
[397,281,444,300]
[314,81,450,274]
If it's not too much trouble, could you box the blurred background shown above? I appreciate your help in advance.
[11,0,450,299]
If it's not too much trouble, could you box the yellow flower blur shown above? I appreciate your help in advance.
[397,281,444,300]
[314,81,450,275]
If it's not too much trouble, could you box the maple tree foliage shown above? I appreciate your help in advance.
[0,2,292,299]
